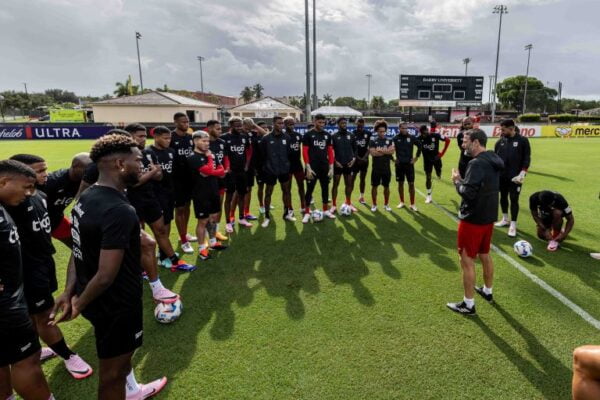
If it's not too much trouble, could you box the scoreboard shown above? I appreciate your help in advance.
[399,75,483,107]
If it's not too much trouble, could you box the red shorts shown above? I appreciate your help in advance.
[457,220,494,258]
[51,216,72,240]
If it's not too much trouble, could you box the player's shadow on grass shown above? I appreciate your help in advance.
[470,303,571,400]
[409,211,458,271]
[528,170,574,182]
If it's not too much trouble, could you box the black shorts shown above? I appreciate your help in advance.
[157,193,175,224]
[246,169,256,188]
[0,320,40,367]
[395,162,415,183]
[226,172,248,196]
[132,197,163,225]
[424,158,443,176]
[25,287,55,314]
[290,160,304,174]
[174,177,192,207]
[263,173,290,186]
[371,170,391,187]
[193,194,221,219]
[353,158,369,173]
[87,310,143,360]
[334,164,354,176]
[255,171,266,185]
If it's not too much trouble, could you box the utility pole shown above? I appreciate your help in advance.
[312,0,318,109]
[197,56,205,93]
[463,58,471,76]
[135,32,144,92]
[522,44,533,113]
[304,0,312,121]
[366,74,372,107]
[22,82,29,119]
[488,75,495,108]
[491,5,507,124]
[557,81,562,113]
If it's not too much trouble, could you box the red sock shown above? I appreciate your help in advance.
[323,205,328,212]
[372,195,377,205]
[180,234,188,243]
[244,207,249,215]
[304,207,311,214]
[410,192,415,205]
[384,193,390,205]
[332,198,337,207]
[229,210,235,221]
[345,196,351,205]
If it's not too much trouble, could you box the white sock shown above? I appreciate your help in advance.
[360,192,364,197]
[199,244,207,251]
[48,396,56,400]
[126,369,140,394]
[7,394,16,400]
[464,297,475,308]
[209,238,217,246]
[215,223,219,232]
[427,189,432,195]
[510,221,517,227]
[483,286,493,295]
[149,278,164,292]
[502,213,509,221]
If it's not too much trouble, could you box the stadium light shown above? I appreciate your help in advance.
[491,5,508,124]
[366,74,372,107]
[312,0,318,110]
[463,58,471,76]
[304,0,312,121]
[135,32,144,92]
[523,44,533,113]
[197,56,205,93]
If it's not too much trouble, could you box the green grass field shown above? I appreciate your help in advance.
[2,138,600,399]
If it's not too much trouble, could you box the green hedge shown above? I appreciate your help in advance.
[548,114,600,123]
[518,113,541,122]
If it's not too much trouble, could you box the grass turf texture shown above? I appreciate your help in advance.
[2,138,600,399]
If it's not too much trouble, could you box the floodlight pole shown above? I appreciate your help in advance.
[523,44,533,113]
[197,56,205,93]
[312,0,318,110]
[304,0,312,121]
[463,58,471,76]
[366,74,372,107]
[491,5,507,124]
[135,32,144,92]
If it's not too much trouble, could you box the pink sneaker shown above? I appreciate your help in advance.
[238,218,253,228]
[547,240,559,252]
[40,347,57,362]
[348,204,358,213]
[64,354,93,379]
[152,287,180,304]
[126,377,168,400]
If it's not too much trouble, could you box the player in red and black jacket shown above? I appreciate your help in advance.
[284,116,306,214]
[207,120,230,241]
[418,124,450,204]
[302,114,335,223]
[241,118,268,221]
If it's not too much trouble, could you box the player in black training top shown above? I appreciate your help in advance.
[392,122,421,211]
[222,117,253,230]
[369,121,395,212]
[302,114,336,223]
[187,131,228,260]
[494,119,532,238]
[241,118,268,221]
[331,117,357,214]
[207,120,230,242]
[170,112,197,253]
[529,190,575,252]
[418,124,450,204]
[259,116,295,227]
[456,117,474,178]
[40,152,91,246]
[8,154,93,380]
[284,116,306,217]
[62,134,167,399]
[353,118,371,204]
[0,159,54,400]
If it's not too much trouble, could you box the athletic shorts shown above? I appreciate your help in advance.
[371,170,391,187]
[132,197,163,225]
[291,169,305,181]
[193,194,220,219]
[157,193,175,225]
[263,173,290,186]
[86,309,143,359]
[226,172,248,196]
[255,171,266,185]
[395,162,415,183]
[457,220,494,258]
[25,287,55,314]
[246,169,256,188]
[0,320,40,367]
[51,216,72,240]
[334,164,354,176]
[290,160,304,174]
[173,176,192,207]
[424,158,443,176]
[353,158,369,173]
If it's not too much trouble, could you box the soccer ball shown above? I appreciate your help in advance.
[312,209,324,222]
[340,204,352,216]
[513,240,533,258]
[154,299,183,324]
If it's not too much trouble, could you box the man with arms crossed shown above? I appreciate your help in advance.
[392,122,421,211]
[284,117,305,218]
[353,118,371,205]
[330,117,357,214]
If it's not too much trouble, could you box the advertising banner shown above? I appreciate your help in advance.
[542,125,600,138]
[0,124,112,140]
[49,109,86,123]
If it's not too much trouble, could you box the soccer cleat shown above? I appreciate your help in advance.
[508,222,517,237]
[349,204,358,213]
[64,354,93,380]
[547,240,559,252]
[474,286,493,303]
[40,347,57,362]
[446,301,476,315]
[494,219,509,227]
[210,241,228,251]
[302,213,311,224]
[590,253,600,260]
[409,204,418,212]
[238,218,253,228]
[152,287,179,304]
[245,214,258,221]
[126,376,168,400]
[396,202,405,209]
[215,232,229,241]
[358,196,366,205]
[270,205,275,210]
[261,218,270,228]
[198,248,211,261]
[259,207,266,214]
[185,233,197,242]
[181,242,194,254]
[323,210,336,219]
[170,260,197,272]
[225,223,234,233]
[329,206,337,214]
[371,205,377,212]
[284,210,296,222]
[384,205,392,212]
[425,195,432,204]
[159,258,173,269]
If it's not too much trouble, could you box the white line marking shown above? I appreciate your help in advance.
[417,189,600,330]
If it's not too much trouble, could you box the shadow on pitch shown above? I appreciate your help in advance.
[528,170,574,182]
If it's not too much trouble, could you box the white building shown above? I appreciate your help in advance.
[229,97,303,120]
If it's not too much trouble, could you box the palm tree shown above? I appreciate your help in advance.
[371,96,385,111]
[114,75,139,97]
[252,83,264,99]
[289,97,301,108]
[322,93,333,106]
[240,86,254,103]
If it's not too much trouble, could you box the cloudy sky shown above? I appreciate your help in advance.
[1,0,598,100]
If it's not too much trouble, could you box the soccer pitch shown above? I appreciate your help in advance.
[2,138,600,399]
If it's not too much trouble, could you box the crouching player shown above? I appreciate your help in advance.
[529,190,574,252]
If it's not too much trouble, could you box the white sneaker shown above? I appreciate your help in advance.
[302,213,311,224]
[261,218,270,228]
[590,253,600,260]
[371,205,377,212]
[384,205,392,212]
[396,202,405,209]
[181,242,194,254]
[285,210,296,222]
[495,219,509,227]
[425,195,432,204]
[329,206,337,214]
[409,204,418,212]
[225,223,234,233]
[185,233,197,242]
[349,204,358,212]
[259,207,266,214]
[323,210,336,219]
[238,218,253,228]
[508,222,517,237]
[547,240,559,251]
[40,347,57,362]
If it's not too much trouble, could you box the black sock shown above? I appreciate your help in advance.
[49,338,75,360]
[158,249,167,261]
[169,254,180,264]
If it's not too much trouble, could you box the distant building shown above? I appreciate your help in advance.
[90,91,219,123]
[188,92,238,107]
[229,96,302,120]
[311,106,362,117]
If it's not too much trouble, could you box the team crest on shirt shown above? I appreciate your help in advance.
[168,153,173,159]
[282,139,287,144]
[220,144,224,150]
[146,154,153,162]
[513,142,518,147]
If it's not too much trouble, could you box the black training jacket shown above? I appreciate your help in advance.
[494,133,531,179]
[260,131,291,176]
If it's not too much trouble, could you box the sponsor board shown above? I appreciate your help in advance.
[0,124,112,140]
[542,125,600,138]
[0,126,25,139]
